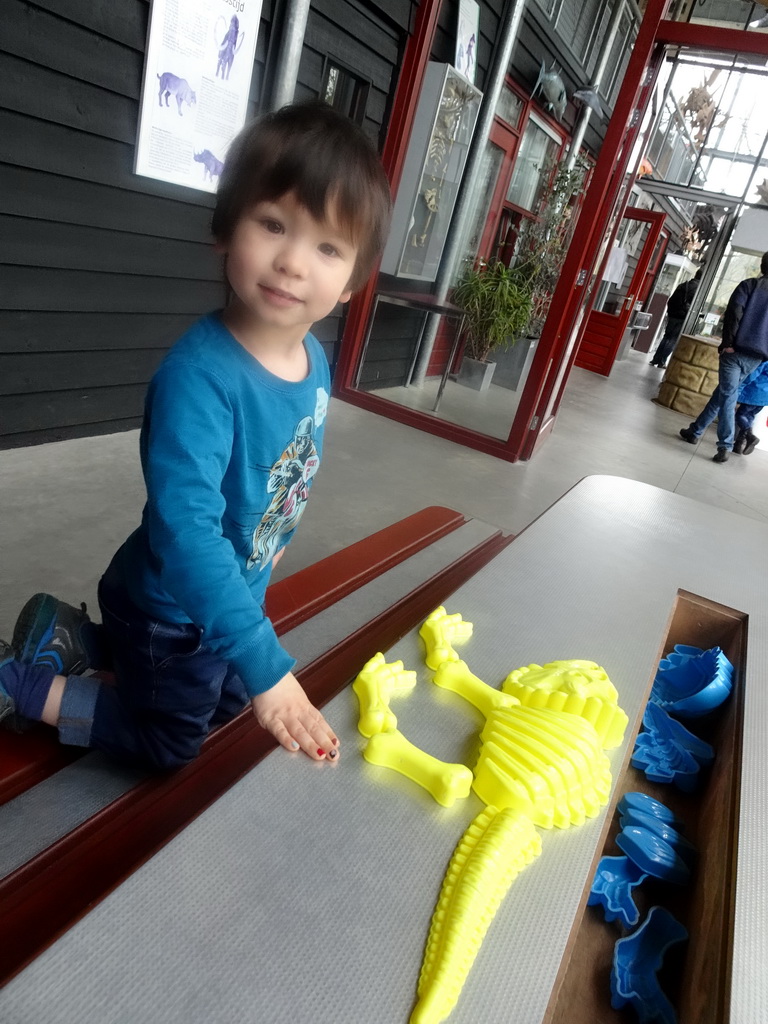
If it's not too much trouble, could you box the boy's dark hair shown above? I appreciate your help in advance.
[761,251,768,276]
[212,102,392,292]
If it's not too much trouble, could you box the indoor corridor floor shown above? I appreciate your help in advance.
[1,347,766,637]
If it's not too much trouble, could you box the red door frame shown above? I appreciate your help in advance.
[334,4,768,463]
[575,207,666,376]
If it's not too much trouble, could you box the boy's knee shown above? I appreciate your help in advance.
[141,730,206,771]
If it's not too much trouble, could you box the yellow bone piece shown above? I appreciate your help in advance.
[419,607,474,671]
[410,805,541,1024]
[352,652,417,738]
[363,729,472,808]
[473,706,612,828]
[433,660,519,719]
[502,660,628,749]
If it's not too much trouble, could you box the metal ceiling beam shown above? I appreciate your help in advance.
[637,178,742,206]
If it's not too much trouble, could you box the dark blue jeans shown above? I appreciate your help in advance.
[688,351,763,450]
[652,317,685,366]
[735,402,763,434]
[58,562,249,770]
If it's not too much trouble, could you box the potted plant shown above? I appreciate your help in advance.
[452,258,533,391]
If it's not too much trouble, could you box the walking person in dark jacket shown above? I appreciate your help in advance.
[680,253,768,462]
[650,268,702,368]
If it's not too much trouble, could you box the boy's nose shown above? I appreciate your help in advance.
[274,241,308,277]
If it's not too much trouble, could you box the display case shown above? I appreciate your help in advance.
[380,62,482,282]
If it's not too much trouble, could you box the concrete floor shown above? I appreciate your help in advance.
[1,348,766,638]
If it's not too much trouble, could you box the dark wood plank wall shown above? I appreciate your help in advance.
[0,0,412,449]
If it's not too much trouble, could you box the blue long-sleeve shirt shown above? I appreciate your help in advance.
[113,312,331,697]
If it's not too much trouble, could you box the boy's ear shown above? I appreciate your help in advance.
[339,288,353,305]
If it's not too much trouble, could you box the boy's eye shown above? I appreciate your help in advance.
[261,218,283,233]
[319,243,340,257]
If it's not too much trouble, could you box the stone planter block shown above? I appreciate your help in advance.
[674,337,697,364]
[656,381,679,407]
[690,341,721,370]
[667,362,706,391]
[655,334,719,414]
[672,389,710,417]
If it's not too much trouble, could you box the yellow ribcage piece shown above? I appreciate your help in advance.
[473,706,612,829]
[410,805,541,1024]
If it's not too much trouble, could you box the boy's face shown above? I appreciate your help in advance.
[219,191,358,339]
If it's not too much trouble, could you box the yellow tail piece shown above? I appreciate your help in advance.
[410,805,541,1024]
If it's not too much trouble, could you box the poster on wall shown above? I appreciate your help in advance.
[134,0,262,193]
[456,0,479,84]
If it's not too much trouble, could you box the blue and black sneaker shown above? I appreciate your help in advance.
[0,640,16,726]
[12,593,106,676]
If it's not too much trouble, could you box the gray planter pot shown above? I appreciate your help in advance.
[457,355,496,391]
[491,337,538,391]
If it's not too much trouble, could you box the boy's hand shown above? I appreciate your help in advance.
[251,671,340,762]
[271,548,285,569]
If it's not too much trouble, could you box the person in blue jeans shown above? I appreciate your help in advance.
[679,253,768,462]
[733,360,768,455]
[0,103,392,769]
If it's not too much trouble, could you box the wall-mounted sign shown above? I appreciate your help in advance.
[135,0,262,193]
[456,0,479,84]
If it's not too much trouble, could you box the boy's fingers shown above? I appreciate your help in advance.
[269,719,301,753]
[304,714,340,760]
[289,720,328,760]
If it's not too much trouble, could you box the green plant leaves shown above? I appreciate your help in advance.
[452,259,533,362]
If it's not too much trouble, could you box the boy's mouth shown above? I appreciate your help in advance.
[260,284,302,307]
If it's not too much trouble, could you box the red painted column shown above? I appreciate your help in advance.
[510,0,672,460]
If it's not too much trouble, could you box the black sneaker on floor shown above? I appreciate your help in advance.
[743,433,760,455]
[713,448,730,463]
[733,433,747,455]
[12,593,98,676]
[679,428,698,444]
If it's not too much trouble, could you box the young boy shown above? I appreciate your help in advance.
[0,103,392,769]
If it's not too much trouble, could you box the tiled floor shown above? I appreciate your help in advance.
[1,347,766,637]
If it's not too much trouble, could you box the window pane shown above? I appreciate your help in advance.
[461,141,505,264]
[506,120,559,212]
[496,86,523,130]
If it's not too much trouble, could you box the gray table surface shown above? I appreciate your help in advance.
[1,476,765,1023]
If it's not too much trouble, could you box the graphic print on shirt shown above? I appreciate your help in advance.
[247,416,320,570]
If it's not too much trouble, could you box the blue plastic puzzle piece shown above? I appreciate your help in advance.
[643,704,715,766]
[616,826,690,885]
[617,792,680,827]
[631,734,701,792]
[618,808,697,866]
[611,906,688,1024]
[651,646,733,717]
[631,704,714,791]
[588,855,648,929]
